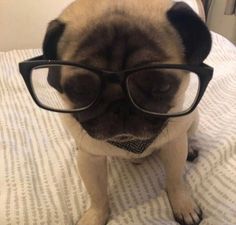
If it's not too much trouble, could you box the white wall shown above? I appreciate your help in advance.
[0,0,73,51]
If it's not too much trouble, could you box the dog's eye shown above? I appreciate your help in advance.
[151,83,171,96]
[128,70,173,98]
[63,73,101,107]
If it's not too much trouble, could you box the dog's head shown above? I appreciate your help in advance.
[43,0,211,141]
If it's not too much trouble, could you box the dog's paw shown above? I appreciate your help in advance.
[168,188,202,225]
[76,207,110,225]
[187,138,200,162]
[187,148,199,162]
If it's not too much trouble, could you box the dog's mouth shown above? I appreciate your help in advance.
[107,133,148,142]
[78,112,168,141]
[73,98,169,140]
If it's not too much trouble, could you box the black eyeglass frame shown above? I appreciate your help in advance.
[19,55,213,118]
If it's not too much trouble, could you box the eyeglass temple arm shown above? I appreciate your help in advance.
[19,55,46,75]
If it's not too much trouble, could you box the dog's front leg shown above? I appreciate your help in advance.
[159,134,202,225]
[77,150,109,225]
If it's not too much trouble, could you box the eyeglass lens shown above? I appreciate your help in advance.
[31,65,199,115]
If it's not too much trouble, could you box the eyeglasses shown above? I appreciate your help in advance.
[19,55,213,117]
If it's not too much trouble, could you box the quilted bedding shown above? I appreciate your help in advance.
[0,32,236,225]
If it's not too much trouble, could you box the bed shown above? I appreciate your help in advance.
[1,2,236,225]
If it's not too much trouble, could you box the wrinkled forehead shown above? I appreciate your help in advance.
[58,11,184,70]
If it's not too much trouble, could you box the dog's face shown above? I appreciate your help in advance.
[43,0,211,141]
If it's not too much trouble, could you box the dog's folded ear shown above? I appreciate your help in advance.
[167,2,212,64]
[43,19,66,60]
[43,19,65,93]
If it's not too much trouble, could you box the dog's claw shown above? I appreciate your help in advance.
[174,214,186,225]
[174,207,203,225]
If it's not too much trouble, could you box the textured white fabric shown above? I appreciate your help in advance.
[0,32,236,225]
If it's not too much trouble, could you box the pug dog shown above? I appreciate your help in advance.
[42,0,212,225]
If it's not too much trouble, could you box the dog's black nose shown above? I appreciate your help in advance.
[109,99,134,118]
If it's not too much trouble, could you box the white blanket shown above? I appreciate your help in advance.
[0,32,236,225]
